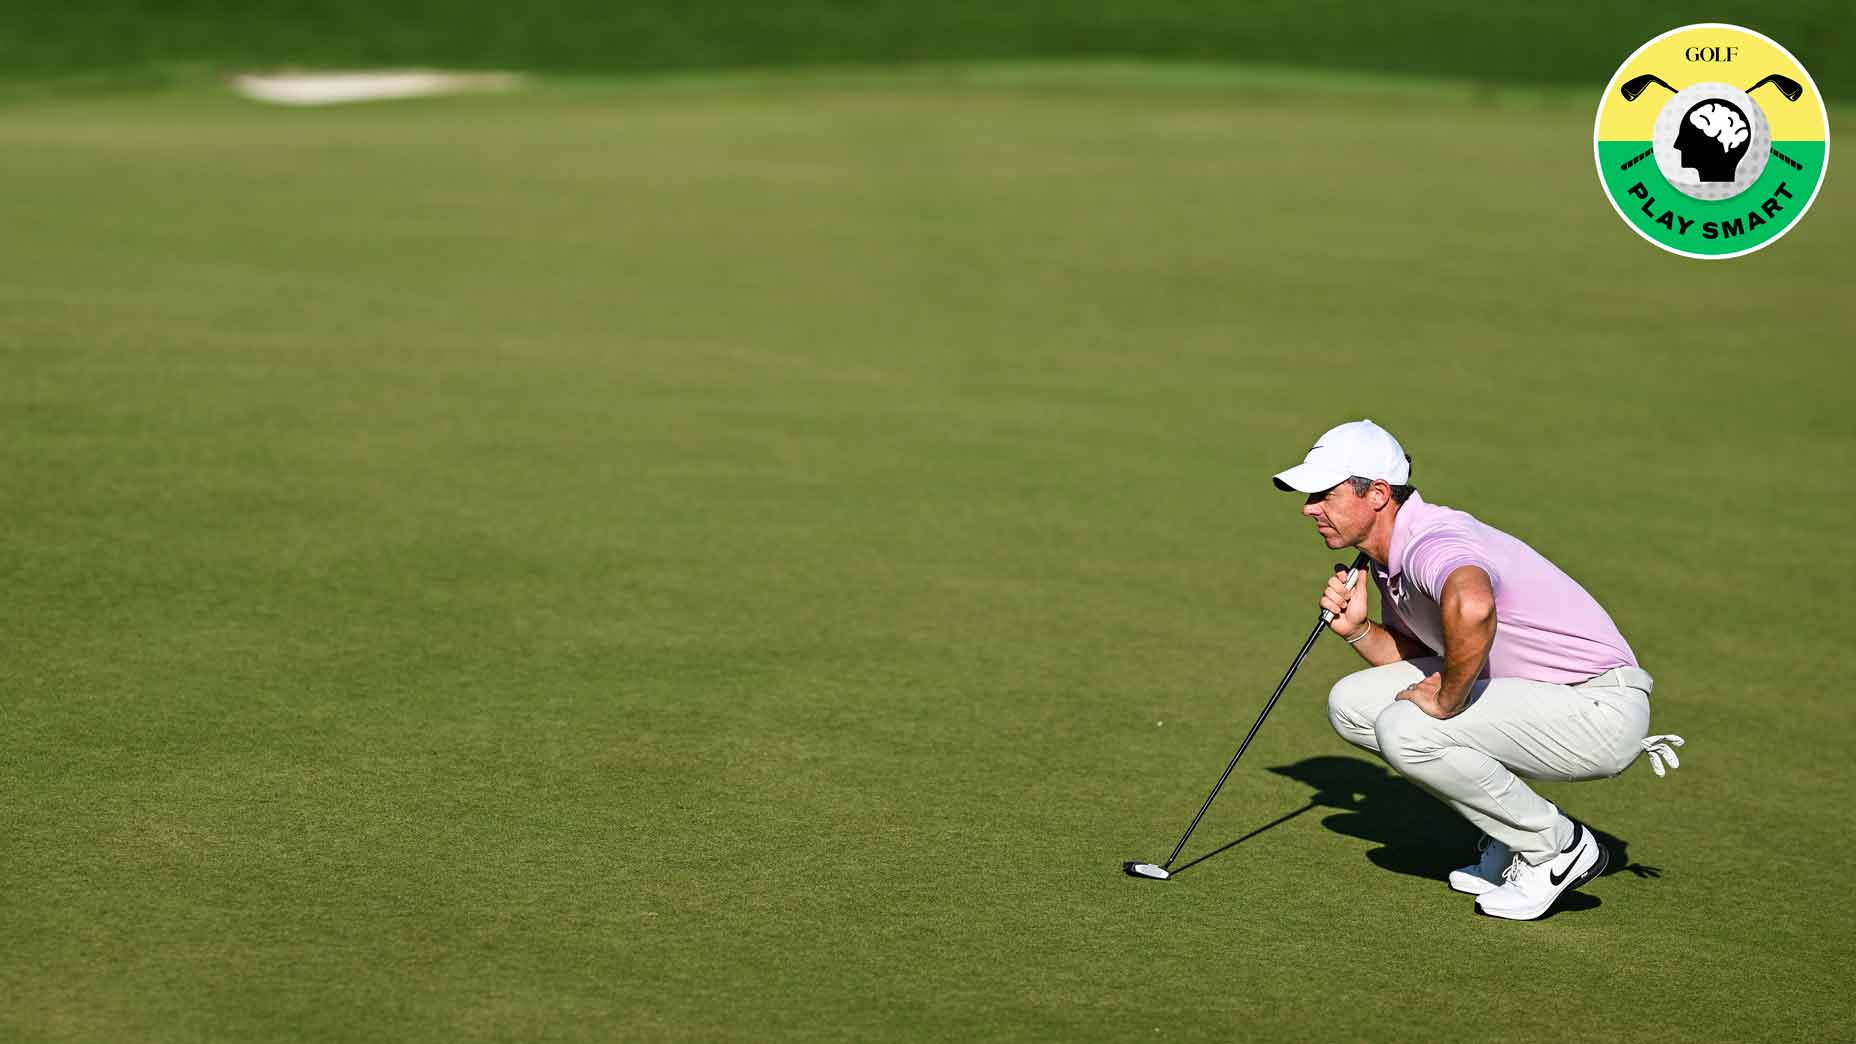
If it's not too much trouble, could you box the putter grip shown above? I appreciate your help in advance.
[1318,552,1371,625]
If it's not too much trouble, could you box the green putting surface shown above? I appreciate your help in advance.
[7,4,1851,97]
[2,73,1851,1041]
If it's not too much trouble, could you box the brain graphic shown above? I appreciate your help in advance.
[1689,103,1750,152]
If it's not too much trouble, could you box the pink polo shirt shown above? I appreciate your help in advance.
[1371,492,1637,684]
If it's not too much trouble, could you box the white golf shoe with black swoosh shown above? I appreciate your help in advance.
[1474,820,1608,921]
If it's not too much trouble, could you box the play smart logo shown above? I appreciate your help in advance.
[1595,24,1828,259]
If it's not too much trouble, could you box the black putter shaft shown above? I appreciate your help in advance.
[1154,551,1370,871]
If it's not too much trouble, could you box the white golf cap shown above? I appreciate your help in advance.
[1271,419,1410,493]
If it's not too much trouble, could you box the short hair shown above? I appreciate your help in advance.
[1346,476,1416,504]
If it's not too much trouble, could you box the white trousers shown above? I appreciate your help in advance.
[1326,658,1653,864]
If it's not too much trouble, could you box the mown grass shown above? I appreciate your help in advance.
[3,3,1853,97]
[1,73,1852,1041]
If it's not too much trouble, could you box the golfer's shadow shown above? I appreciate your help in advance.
[1176,755,1657,915]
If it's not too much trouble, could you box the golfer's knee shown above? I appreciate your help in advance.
[1372,701,1435,767]
[1327,670,1385,748]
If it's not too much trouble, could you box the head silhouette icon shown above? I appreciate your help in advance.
[1674,99,1752,182]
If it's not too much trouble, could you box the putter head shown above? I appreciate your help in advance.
[1123,861,1171,880]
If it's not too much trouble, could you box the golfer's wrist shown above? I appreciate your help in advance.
[1339,619,1373,644]
[1432,680,1470,717]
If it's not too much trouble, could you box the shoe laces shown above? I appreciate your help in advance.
[1500,854,1526,884]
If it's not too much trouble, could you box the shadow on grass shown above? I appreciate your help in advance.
[1170,755,1661,902]
[1168,802,1322,876]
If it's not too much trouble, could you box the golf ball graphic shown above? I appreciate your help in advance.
[1653,82,1771,201]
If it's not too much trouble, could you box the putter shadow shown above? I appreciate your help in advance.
[1166,802,1318,877]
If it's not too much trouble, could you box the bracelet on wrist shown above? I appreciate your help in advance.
[1343,620,1373,645]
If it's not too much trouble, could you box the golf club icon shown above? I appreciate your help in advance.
[1615,73,1806,172]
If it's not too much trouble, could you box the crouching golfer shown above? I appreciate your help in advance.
[1272,420,1683,920]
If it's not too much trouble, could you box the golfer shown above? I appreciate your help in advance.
[1272,419,1683,920]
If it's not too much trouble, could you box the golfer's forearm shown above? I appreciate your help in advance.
[1345,620,1405,667]
[1436,568,1497,715]
[1436,642,1488,715]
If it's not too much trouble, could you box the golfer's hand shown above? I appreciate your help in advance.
[1394,673,1447,717]
[1322,563,1368,639]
